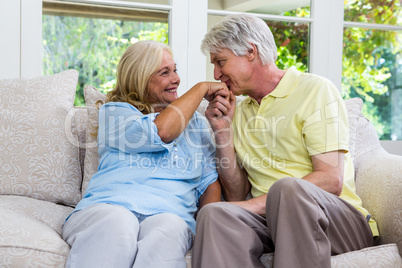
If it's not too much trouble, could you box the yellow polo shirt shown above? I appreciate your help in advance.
[232,66,378,236]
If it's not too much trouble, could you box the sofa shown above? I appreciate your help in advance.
[0,70,401,267]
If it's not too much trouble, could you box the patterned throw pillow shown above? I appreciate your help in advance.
[82,85,106,195]
[344,97,363,163]
[0,70,82,206]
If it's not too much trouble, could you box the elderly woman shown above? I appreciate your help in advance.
[62,40,225,268]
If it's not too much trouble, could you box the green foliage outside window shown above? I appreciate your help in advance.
[343,0,401,140]
[270,8,309,73]
[42,15,168,106]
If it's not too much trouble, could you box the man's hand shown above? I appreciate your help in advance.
[230,194,267,216]
[205,90,236,133]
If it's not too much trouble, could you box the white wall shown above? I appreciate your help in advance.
[0,1,21,79]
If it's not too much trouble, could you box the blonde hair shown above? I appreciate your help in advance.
[106,40,173,114]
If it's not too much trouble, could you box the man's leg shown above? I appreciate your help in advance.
[192,202,273,268]
[133,213,193,268]
[266,177,373,268]
[62,204,140,268]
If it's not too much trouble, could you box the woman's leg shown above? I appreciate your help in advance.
[62,204,140,268]
[133,213,193,268]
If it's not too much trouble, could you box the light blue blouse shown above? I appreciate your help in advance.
[72,102,218,234]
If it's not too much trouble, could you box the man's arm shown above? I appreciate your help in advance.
[302,150,345,196]
[215,130,251,201]
[205,91,250,201]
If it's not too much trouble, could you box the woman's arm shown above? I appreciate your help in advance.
[198,180,222,209]
[154,82,228,143]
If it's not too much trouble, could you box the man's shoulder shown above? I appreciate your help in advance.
[297,71,336,89]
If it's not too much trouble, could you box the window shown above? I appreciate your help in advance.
[42,1,169,105]
[342,0,402,140]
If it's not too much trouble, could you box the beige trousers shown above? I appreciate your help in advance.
[192,177,373,268]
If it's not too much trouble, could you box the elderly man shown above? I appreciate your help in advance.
[192,14,378,268]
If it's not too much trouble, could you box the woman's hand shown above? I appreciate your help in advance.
[202,82,229,102]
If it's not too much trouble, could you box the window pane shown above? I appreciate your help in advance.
[344,0,402,26]
[206,15,309,82]
[342,28,402,140]
[42,3,168,106]
[208,0,310,17]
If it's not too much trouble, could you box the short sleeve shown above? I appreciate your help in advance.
[98,102,173,154]
[302,81,350,156]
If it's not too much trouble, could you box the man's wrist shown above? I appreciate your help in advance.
[214,130,232,146]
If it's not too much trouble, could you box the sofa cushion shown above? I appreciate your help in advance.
[355,150,402,256]
[0,196,72,267]
[0,70,82,206]
[354,109,381,165]
[330,244,402,267]
[185,244,401,267]
[0,195,73,235]
[82,85,106,195]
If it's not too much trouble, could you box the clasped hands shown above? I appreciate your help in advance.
[202,82,236,132]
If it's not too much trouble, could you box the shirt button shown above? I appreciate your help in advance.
[174,155,178,159]
[174,148,178,152]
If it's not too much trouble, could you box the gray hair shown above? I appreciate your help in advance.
[201,14,277,66]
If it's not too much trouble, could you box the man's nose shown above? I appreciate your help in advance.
[214,67,222,81]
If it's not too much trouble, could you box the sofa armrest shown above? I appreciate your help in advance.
[355,148,402,255]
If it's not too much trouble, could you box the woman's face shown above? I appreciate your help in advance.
[147,50,180,106]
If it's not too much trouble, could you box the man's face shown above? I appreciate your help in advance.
[210,48,253,96]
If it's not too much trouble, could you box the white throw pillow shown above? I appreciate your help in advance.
[0,70,82,206]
